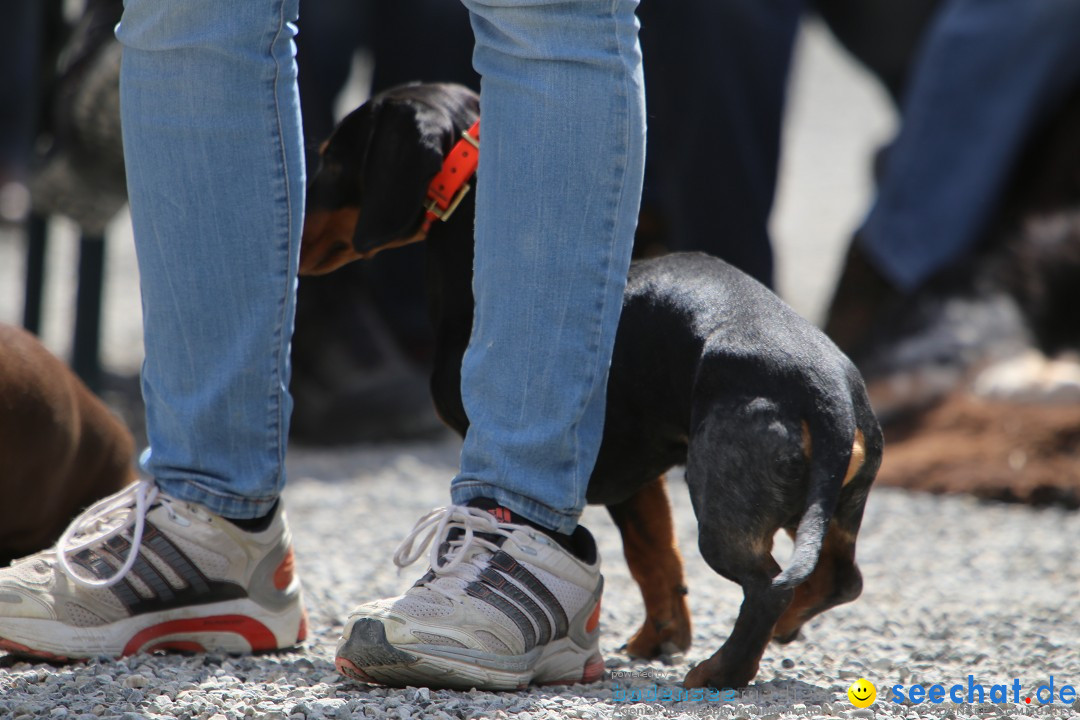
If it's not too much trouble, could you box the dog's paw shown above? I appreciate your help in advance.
[683,653,757,690]
[623,617,692,660]
[771,627,803,645]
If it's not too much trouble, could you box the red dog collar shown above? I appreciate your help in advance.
[422,120,480,233]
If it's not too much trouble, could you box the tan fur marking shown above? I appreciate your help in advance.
[801,422,865,487]
[300,207,427,276]
[299,208,362,275]
[772,523,858,641]
[843,428,866,487]
[613,477,692,658]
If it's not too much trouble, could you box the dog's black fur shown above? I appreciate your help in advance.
[301,83,883,689]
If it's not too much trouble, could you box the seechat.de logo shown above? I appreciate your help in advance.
[848,678,877,708]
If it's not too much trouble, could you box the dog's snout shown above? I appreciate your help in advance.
[299,207,363,275]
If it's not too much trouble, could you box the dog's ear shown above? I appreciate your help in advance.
[353,99,447,253]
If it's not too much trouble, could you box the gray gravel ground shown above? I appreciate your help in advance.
[2,20,1078,720]
[2,445,1079,720]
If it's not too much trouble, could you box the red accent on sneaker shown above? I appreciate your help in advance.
[336,656,381,684]
[585,599,601,633]
[274,547,296,590]
[486,507,512,524]
[0,637,72,662]
[582,653,606,683]
[297,608,309,643]
[121,615,278,656]
[537,654,606,687]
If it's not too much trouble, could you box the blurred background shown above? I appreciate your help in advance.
[0,5,890,377]
[2,0,1078,506]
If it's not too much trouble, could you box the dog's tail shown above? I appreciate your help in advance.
[772,383,859,591]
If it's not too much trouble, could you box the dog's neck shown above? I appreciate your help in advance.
[423,191,477,434]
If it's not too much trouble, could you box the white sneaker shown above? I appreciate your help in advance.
[0,479,307,660]
[335,505,605,690]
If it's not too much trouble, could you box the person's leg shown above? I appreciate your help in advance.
[856,0,1080,293]
[450,0,646,534]
[0,0,43,223]
[813,0,943,105]
[0,0,307,660]
[296,0,371,164]
[120,0,305,519]
[372,0,478,92]
[637,0,802,288]
[335,0,645,689]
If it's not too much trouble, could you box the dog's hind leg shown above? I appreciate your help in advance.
[607,476,692,659]
[681,400,803,688]
[772,432,877,643]
[770,522,861,644]
[682,521,792,689]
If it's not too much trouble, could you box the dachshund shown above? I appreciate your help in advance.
[301,83,883,689]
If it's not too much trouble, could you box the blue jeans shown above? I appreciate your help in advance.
[451,0,646,534]
[117,0,304,518]
[118,0,645,531]
[858,0,1080,291]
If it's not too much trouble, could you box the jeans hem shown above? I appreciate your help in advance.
[451,480,583,535]
[153,477,282,519]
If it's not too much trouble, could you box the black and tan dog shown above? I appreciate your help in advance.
[301,83,883,689]
[0,324,135,566]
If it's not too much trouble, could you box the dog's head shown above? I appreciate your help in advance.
[300,82,480,275]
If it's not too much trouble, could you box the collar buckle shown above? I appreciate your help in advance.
[423,121,480,231]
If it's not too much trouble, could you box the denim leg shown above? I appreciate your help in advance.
[638,0,802,288]
[858,0,1080,291]
[813,0,943,104]
[0,0,42,173]
[117,0,304,518]
[452,0,646,534]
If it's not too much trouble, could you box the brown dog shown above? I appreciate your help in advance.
[0,324,135,565]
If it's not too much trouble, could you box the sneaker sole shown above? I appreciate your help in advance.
[335,618,605,691]
[0,597,307,660]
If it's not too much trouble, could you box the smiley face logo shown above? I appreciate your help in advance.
[848,678,877,707]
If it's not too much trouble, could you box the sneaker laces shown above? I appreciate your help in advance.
[393,505,517,584]
[56,479,162,589]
